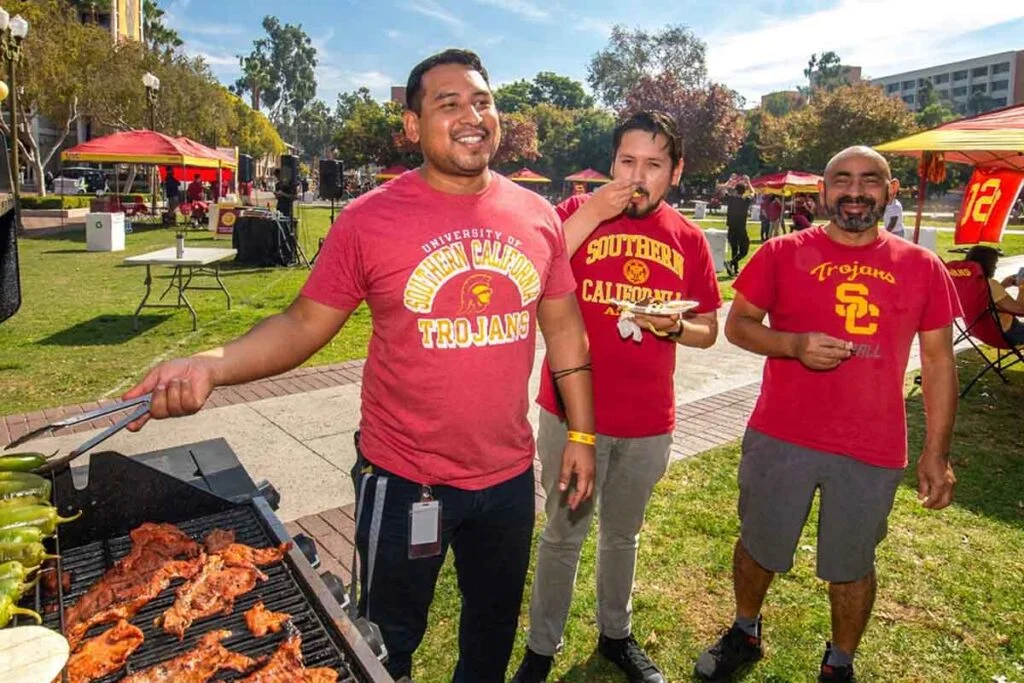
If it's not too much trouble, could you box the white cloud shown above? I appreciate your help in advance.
[405,0,466,33]
[196,52,240,68]
[386,29,405,39]
[317,65,395,100]
[573,17,613,38]
[181,24,245,36]
[472,0,548,21]
[706,0,1024,101]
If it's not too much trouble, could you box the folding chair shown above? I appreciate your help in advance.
[945,259,1024,396]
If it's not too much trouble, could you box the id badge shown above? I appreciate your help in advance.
[408,486,442,559]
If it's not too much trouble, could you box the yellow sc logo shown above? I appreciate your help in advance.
[834,282,879,335]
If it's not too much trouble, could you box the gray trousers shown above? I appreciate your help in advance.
[527,410,673,656]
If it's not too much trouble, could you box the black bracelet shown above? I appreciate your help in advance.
[666,318,685,341]
[552,363,593,381]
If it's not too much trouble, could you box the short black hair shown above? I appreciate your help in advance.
[406,49,490,115]
[613,111,683,168]
[965,245,999,278]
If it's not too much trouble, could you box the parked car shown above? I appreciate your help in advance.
[52,167,109,194]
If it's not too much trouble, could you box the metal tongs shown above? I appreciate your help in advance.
[3,394,152,473]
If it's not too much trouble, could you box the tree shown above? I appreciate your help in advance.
[915,81,957,129]
[965,91,998,116]
[587,24,707,107]
[803,51,851,93]
[0,0,112,196]
[758,83,917,171]
[226,95,287,160]
[295,100,337,162]
[493,112,540,167]
[621,73,745,177]
[143,0,183,54]
[571,108,616,174]
[234,16,317,128]
[761,91,803,117]
[514,104,614,180]
[723,109,772,179]
[494,72,593,114]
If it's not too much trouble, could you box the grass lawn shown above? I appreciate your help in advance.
[3,204,1023,415]
[413,353,1024,682]
[0,206,370,416]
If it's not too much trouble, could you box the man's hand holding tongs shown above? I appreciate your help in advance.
[123,357,217,432]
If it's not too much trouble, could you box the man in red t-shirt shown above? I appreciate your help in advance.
[695,146,959,683]
[512,112,722,683]
[120,50,596,683]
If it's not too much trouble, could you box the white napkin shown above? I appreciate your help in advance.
[617,310,644,343]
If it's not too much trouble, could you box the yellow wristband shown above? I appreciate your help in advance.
[566,430,596,446]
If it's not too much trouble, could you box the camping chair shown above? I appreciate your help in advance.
[945,259,1024,396]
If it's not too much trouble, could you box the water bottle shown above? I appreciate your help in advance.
[175,232,185,259]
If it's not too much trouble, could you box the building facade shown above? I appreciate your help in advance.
[871,51,1024,113]
[76,0,144,43]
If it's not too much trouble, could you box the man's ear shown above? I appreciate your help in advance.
[671,159,684,186]
[403,110,421,144]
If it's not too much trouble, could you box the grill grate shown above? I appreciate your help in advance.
[35,506,362,682]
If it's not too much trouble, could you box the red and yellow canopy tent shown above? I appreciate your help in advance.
[506,168,551,184]
[876,103,1024,243]
[564,168,611,184]
[750,170,822,196]
[62,130,237,182]
[375,164,409,182]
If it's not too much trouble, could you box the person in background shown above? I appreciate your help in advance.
[274,169,297,219]
[964,245,1024,345]
[164,168,181,213]
[695,145,958,683]
[759,194,772,242]
[186,173,205,204]
[725,184,752,276]
[882,192,905,239]
[792,196,815,231]
[765,194,784,239]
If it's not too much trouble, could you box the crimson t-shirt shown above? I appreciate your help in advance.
[536,196,722,437]
[734,226,960,468]
[301,170,576,490]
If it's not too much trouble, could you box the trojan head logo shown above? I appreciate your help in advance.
[834,282,879,335]
[458,273,494,314]
[623,258,650,285]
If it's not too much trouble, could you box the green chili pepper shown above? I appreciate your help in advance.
[0,541,60,568]
[0,451,55,472]
[0,472,51,502]
[0,560,37,583]
[0,504,81,536]
[0,592,41,627]
[0,496,47,510]
[0,573,39,600]
[0,526,48,545]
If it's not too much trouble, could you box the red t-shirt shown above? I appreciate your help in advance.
[536,196,722,437]
[301,170,576,490]
[734,226,960,468]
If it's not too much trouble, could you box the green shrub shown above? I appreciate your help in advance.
[20,195,93,210]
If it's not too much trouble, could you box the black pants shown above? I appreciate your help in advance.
[727,223,750,267]
[351,440,535,682]
[760,217,770,242]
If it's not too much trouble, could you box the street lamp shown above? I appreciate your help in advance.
[0,8,29,218]
[142,72,160,216]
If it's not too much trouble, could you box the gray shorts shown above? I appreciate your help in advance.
[738,429,903,583]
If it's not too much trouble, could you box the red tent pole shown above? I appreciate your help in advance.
[913,167,927,245]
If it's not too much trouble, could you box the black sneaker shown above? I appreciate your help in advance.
[693,616,763,681]
[509,647,553,683]
[818,642,856,682]
[598,633,665,683]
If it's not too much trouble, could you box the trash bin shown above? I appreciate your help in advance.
[704,228,727,272]
[693,200,708,219]
[917,227,938,253]
[85,212,126,252]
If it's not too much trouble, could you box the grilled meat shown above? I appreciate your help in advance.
[121,629,262,683]
[245,601,290,637]
[64,523,202,648]
[65,619,144,683]
[239,634,339,683]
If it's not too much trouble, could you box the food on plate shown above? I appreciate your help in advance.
[64,523,202,648]
[65,619,144,683]
[239,634,339,683]
[121,629,262,683]
[245,601,290,637]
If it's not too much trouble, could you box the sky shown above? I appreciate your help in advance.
[163,0,1024,108]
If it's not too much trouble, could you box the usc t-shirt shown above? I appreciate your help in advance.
[302,170,576,490]
[536,195,722,437]
[734,226,960,468]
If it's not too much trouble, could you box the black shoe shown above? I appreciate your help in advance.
[693,617,763,681]
[509,647,553,683]
[818,642,856,682]
[598,633,665,683]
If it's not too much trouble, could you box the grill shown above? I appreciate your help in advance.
[13,442,392,683]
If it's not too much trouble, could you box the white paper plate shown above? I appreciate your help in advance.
[0,626,70,683]
[609,299,700,316]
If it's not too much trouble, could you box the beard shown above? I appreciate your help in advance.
[426,126,501,177]
[625,186,664,218]
[826,193,887,232]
